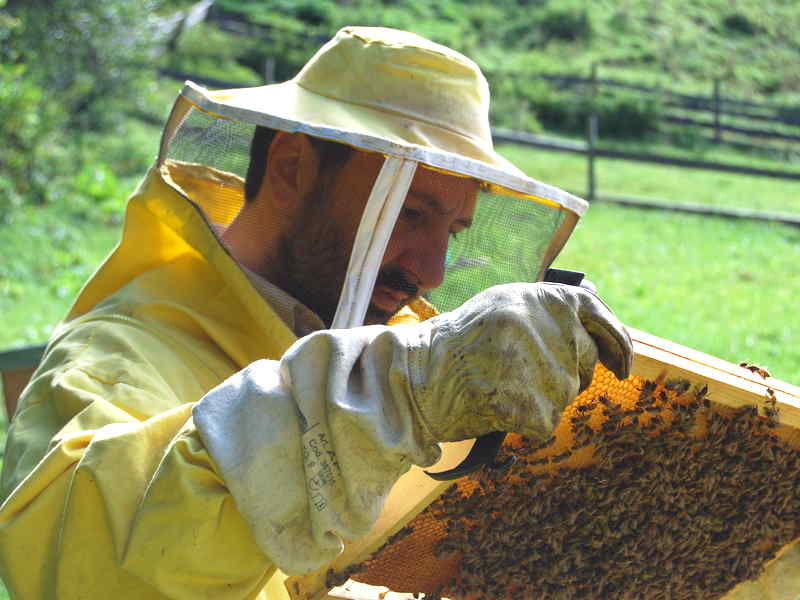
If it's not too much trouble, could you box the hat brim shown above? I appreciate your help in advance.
[182,81,587,216]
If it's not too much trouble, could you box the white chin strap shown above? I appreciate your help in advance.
[331,156,417,329]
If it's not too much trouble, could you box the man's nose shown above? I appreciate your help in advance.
[394,233,448,292]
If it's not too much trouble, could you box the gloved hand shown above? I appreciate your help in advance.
[194,282,632,574]
[391,282,632,444]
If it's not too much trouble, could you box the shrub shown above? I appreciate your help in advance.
[167,23,262,85]
[531,87,663,139]
[721,13,761,36]
[538,3,593,43]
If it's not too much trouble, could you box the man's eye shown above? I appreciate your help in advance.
[401,208,423,220]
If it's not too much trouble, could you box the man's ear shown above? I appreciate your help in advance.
[261,132,321,216]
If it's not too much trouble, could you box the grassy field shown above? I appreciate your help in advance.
[553,202,799,379]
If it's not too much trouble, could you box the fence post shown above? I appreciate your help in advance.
[713,78,722,143]
[587,63,599,202]
[264,57,276,84]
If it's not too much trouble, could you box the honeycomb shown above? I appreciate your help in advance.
[340,364,800,599]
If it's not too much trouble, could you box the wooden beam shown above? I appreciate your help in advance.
[286,327,800,600]
[2,367,36,421]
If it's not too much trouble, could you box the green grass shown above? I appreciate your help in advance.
[0,203,125,349]
[498,142,800,215]
[552,203,800,384]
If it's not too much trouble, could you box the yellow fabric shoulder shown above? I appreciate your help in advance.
[0,163,296,599]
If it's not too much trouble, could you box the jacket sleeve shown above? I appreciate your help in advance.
[0,318,441,598]
[0,320,277,599]
[193,325,442,576]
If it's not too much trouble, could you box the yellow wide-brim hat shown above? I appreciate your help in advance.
[178,26,586,215]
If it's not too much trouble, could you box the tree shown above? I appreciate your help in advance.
[0,0,163,212]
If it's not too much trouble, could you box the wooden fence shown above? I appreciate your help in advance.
[492,128,800,226]
[534,69,800,153]
[537,72,800,125]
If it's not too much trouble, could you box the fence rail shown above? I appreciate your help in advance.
[491,129,800,181]
[537,73,800,126]
[492,127,800,226]
[0,344,45,419]
[0,345,45,372]
[663,115,800,143]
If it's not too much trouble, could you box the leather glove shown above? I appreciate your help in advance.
[393,282,632,444]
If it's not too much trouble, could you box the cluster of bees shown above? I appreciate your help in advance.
[344,367,799,600]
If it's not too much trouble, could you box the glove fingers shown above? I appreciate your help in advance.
[577,330,600,393]
[576,293,634,381]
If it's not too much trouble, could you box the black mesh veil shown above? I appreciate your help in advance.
[430,192,564,312]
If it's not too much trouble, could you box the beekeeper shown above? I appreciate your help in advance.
[0,27,633,599]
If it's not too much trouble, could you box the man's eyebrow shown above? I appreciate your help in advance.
[415,192,474,228]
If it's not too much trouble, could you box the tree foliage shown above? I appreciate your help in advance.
[6,0,162,129]
[0,0,163,215]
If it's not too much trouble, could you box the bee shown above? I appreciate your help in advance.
[552,450,571,463]
[764,388,779,423]
[577,402,597,413]
[665,379,691,395]
[740,361,772,379]
[571,413,591,425]
[639,380,658,401]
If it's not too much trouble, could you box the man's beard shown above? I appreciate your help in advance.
[274,198,419,327]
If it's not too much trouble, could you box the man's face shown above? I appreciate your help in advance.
[281,151,478,326]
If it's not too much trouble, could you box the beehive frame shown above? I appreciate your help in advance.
[285,327,800,600]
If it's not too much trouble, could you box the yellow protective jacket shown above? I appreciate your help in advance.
[0,161,429,599]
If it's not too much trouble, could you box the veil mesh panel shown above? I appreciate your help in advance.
[430,192,565,312]
[168,108,256,179]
